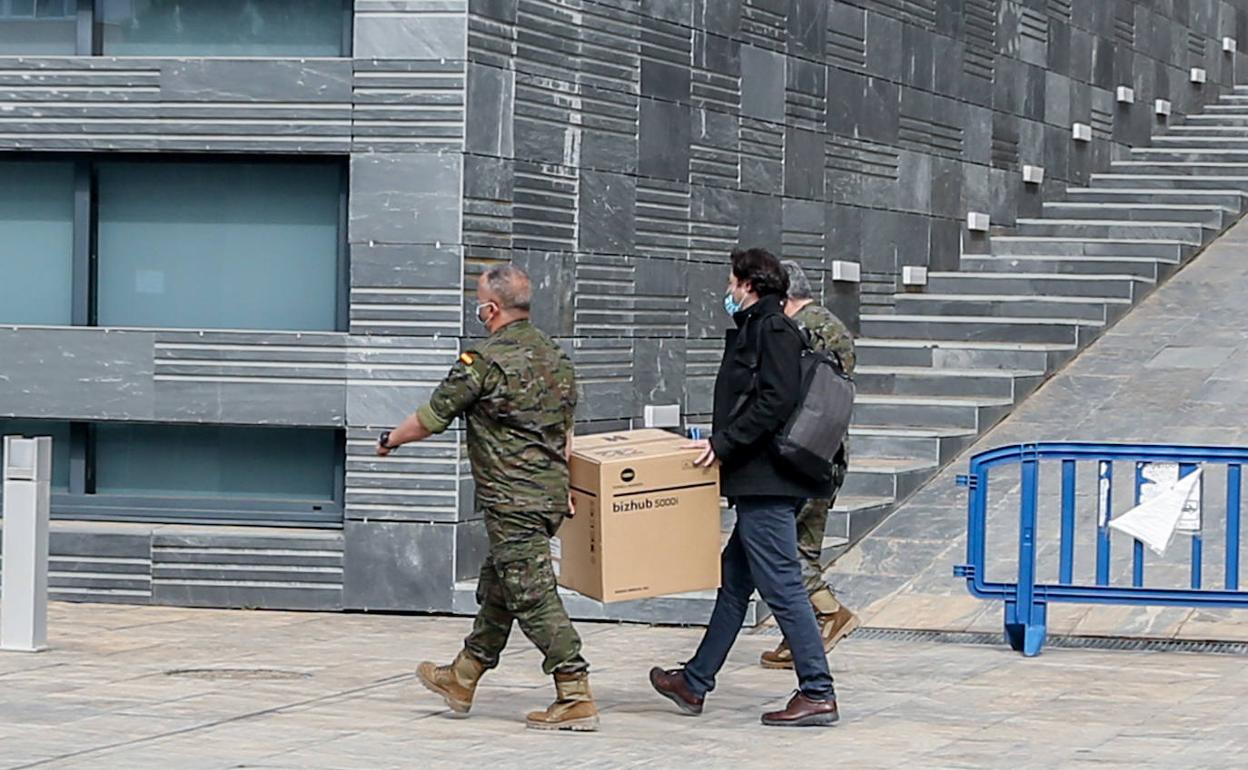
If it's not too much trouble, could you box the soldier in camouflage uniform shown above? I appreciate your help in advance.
[377,264,598,732]
[759,261,860,670]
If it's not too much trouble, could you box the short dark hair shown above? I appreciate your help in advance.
[481,263,532,311]
[730,247,789,298]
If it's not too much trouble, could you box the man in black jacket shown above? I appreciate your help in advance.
[649,247,839,728]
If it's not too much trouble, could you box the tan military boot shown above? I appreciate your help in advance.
[525,671,600,732]
[416,650,486,714]
[760,589,860,669]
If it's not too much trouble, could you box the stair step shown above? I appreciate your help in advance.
[1165,126,1248,135]
[861,314,1099,345]
[987,237,1190,259]
[1042,202,1231,225]
[1181,115,1248,124]
[847,425,978,463]
[894,293,1127,322]
[1064,188,1247,209]
[807,494,897,550]
[856,364,1046,399]
[1110,162,1248,175]
[1176,128,1248,138]
[855,337,1076,370]
[1149,136,1248,144]
[842,455,940,499]
[1129,148,1248,163]
[852,393,1014,433]
[1089,174,1248,190]
[927,271,1148,299]
[831,495,896,514]
[50,574,151,592]
[1009,219,1210,244]
[959,254,1171,280]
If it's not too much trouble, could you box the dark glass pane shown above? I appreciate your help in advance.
[97,161,341,332]
[94,423,338,501]
[0,161,74,326]
[100,0,345,56]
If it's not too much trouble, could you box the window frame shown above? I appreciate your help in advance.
[2,152,350,333]
[1,420,346,527]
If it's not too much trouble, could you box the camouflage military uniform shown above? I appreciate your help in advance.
[417,319,587,676]
[791,303,855,597]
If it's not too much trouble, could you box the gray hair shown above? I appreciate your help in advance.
[481,263,532,311]
[781,260,814,301]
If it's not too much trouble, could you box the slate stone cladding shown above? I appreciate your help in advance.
[1,0,1245,613]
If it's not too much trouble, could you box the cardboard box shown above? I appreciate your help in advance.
[555,429,722,603]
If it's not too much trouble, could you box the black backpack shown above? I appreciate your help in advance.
[731,315,855,484]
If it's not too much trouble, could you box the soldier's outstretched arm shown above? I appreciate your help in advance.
[377,351,489,456]
[379,412,434,455]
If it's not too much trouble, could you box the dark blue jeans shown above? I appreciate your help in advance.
[683,495,836,700]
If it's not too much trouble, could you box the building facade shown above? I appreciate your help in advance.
[0,0,1245,614]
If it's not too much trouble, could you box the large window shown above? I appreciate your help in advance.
[97,162,342,331]
[0,0,77,55]
[0,419,343,525]
[0,162,75,325]
[1,0,349,56]
[99,0,347,57]
[0,156,346,332]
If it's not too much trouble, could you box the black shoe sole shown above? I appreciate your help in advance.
[648,669,703,716]
[761,711,840,727]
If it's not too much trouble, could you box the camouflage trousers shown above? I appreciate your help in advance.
[463,509,588,676]
[796,448,849,597]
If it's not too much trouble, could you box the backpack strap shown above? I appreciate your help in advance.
[727,312,810,420]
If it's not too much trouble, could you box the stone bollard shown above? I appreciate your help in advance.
[1,436,51,652]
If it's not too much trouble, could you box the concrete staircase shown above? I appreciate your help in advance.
[831,86,1248,562]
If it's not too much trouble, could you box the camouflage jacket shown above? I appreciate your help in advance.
[793,302,856,374]
[417,319,577,515]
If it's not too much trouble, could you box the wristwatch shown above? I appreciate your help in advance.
[379,431,400,451]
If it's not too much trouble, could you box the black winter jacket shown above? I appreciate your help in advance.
[708,293,834,501]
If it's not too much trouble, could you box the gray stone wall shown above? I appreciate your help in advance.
[461,0,1248,430]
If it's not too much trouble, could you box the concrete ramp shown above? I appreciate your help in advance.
[833,218,1248,643]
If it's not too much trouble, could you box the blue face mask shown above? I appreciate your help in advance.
[723,290,743,316]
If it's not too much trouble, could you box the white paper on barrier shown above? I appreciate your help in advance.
[1109,468,1203,556]
[1139,462,1203,534]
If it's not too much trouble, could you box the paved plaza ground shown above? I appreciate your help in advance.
[0,602,1244,769]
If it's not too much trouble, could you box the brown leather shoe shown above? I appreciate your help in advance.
[648,667,704,716]
[761,692,840,727]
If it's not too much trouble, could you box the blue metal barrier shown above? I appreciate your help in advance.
[955,442,1248,656]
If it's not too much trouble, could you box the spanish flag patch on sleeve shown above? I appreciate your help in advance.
[459,352,476,366]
